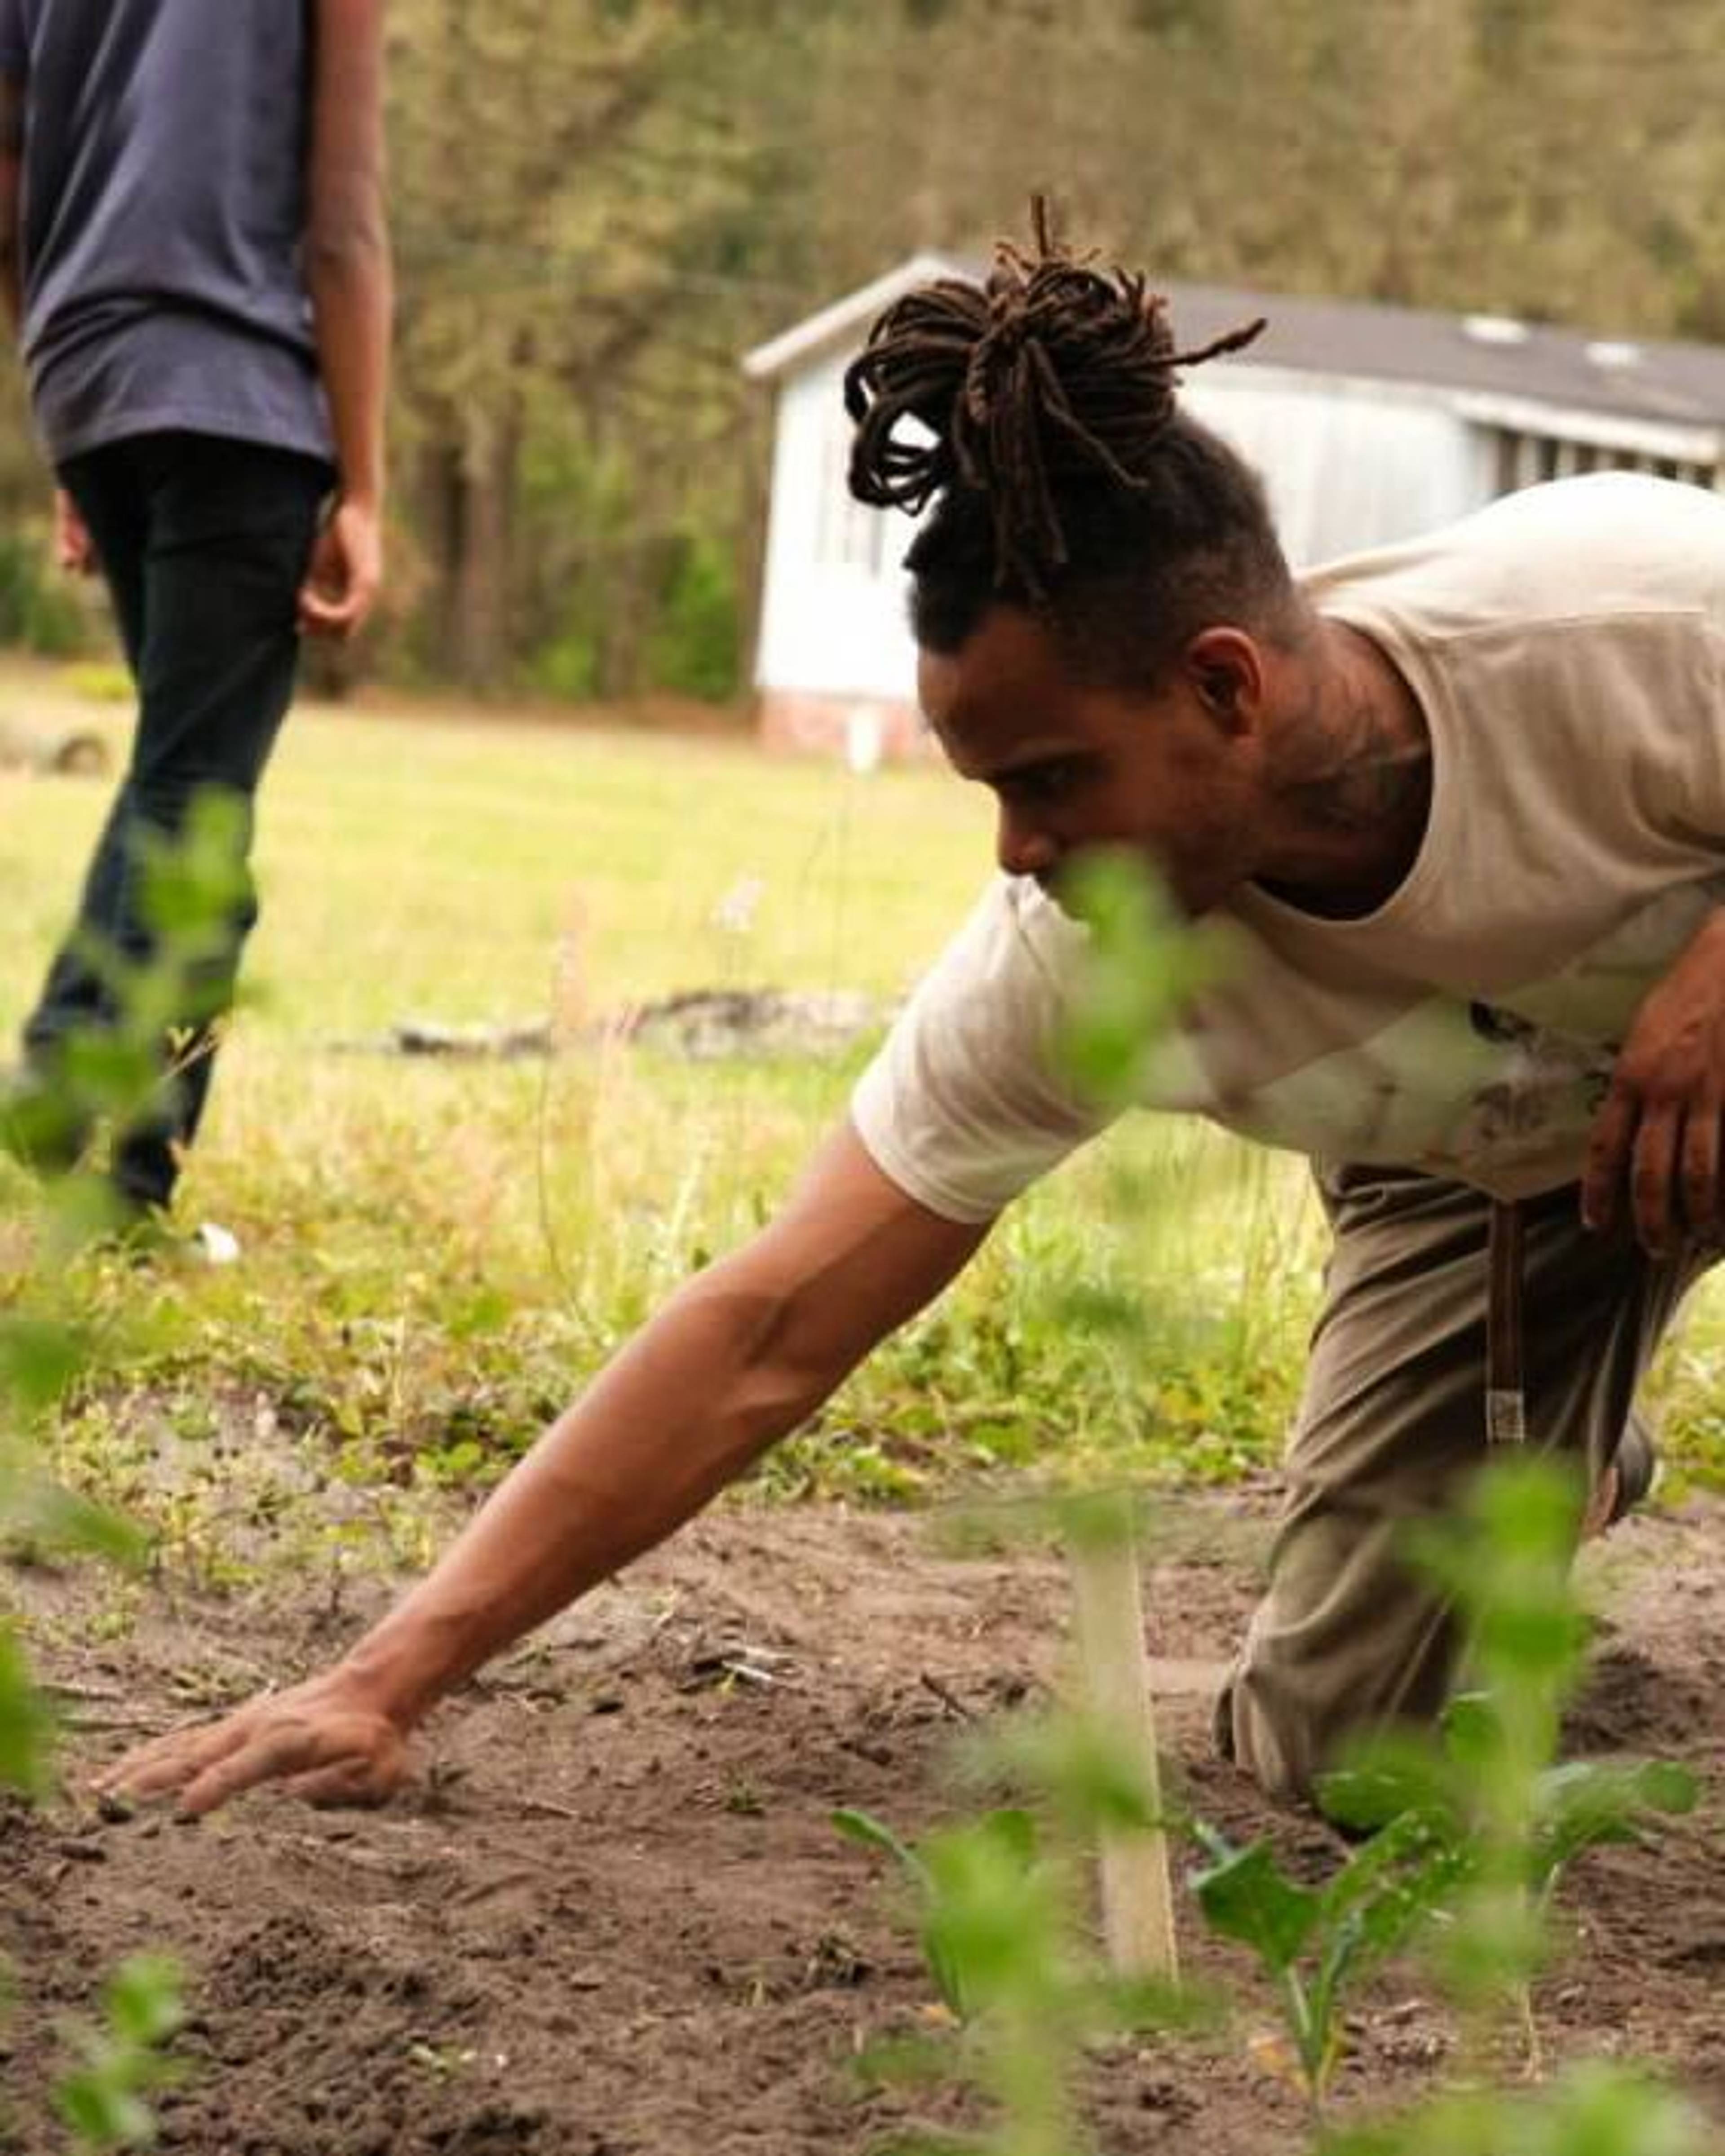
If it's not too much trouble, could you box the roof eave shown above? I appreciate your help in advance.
[741,252,969,381]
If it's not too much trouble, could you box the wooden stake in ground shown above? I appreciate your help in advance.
[1066,1508,1180,1984]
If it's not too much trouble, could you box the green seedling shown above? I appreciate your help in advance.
[1322,1697,1698,2078]
[1336,1456,1698,2071]
[834,1702,1214,2156]
[1196,1724,1696,2124]
[1189,1805,1465,2123]
[837,1792,1190,2156]
[833,1803,1044,2026]
[1192,1454,1702,2117]
[1325,1702,1698,1922]
[51,1956,185,2151]
[1322,2057,1713,2156]
[0,1623,58,1798]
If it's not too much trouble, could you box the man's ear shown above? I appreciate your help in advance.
[1182,626,1266,734]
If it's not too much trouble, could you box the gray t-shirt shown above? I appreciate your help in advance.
[0,0,333,468]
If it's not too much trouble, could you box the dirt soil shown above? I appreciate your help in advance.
[3,1489,1722,2156]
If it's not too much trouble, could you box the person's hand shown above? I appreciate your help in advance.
[91,1667,410,1818]
[54,487,95,575]
[298,495,383,639]
[1583,909,1725,1256]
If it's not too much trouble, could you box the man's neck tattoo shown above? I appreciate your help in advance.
[1281,669,1430,842]
[1257,638,1434,917]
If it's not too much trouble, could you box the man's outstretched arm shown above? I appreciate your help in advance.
[97,1122,991,1815]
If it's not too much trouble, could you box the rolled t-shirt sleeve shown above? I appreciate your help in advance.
[851,876,1117,1224]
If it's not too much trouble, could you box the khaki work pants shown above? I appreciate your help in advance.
[1221,1162,1709,1803]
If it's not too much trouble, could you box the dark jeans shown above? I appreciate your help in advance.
[21,431,326,1210]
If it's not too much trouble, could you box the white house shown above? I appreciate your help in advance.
[743,253,1725,760]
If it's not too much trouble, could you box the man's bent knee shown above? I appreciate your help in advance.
[1213,1583,1461,1809]
[1214,1662,1340,1807]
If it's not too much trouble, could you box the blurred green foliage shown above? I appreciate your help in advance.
[0,530,97,659]
[0,804,239,2143]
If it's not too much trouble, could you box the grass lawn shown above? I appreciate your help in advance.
[1,657,1719,1585]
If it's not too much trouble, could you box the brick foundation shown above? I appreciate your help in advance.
[756,688,932,764]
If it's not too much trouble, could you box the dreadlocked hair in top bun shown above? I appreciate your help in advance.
[844,198,1296,684]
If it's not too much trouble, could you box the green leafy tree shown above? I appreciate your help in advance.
[386,0,770,693]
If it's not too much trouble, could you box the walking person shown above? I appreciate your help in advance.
[0,0,391,1241]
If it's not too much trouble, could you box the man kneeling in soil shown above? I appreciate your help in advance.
[102,215,1721,1817]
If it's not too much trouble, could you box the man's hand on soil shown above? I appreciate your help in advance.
[1583,910,1725,1256]
[92,1669,409,1818]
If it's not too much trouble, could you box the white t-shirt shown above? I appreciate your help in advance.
[851,474,1725,1222]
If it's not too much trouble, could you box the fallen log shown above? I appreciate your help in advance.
[0,721,111,777]
[336,987,891,1065]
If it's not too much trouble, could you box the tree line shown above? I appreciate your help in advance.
[3,0,1722,704]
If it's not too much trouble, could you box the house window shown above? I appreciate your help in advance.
[1488,425,1717,496]
[816,417,892,574]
